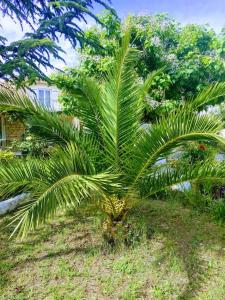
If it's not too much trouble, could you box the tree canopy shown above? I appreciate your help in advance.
[0,0,115,86]
[53,12,225,120]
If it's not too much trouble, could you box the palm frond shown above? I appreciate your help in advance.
[140,67,166,99]
[0,86,96,152]
[2,143,120,238]
[131,110,225,185]
[0,159,43,198]
[65,76,103,140]
[100,28,144,170]
[0,142,97,198]
[27,109,97,150]
[10,172,119,238]
[189,82,225,110]
[0,85,38,114]
[140,161,225,197]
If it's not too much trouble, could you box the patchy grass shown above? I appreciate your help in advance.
[0,200,225,299]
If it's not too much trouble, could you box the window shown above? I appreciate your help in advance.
[0,117,6,146]
[45,90,51,108]
[34,89,51,108]
[38,90,45,106]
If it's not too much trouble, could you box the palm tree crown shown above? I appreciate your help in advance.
[1,29,225,238]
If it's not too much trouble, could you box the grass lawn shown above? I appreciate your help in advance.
[0,199,225,300]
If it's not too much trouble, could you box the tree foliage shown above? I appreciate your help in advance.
[53,12,225,120]
[0,0,115,86]
[1,30,225,239]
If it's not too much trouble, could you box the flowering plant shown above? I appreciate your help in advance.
[182,142,212,165]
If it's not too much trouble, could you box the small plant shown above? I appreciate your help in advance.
[11,132,52,157]
[210,199,225,222]
[181,142,215,165]
[182,190,212,211]
[0,149,15,163]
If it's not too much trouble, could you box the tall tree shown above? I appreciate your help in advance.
[0,0,115,86]
[53,12,225,121]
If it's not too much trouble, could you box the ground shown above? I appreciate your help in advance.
[0,199,225,300]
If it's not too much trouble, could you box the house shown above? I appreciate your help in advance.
[0,81,61,146]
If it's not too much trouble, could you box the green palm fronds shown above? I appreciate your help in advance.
[0,28,225,238]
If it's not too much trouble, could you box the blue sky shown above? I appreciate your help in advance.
[0,0,224,71]
[110,0,225,32]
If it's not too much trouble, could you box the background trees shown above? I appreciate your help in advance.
[0,0,115,86]
[53,12,225,120]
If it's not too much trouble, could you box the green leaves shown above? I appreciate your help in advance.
[130,110,224,184]
[0,86,37,114]
[189,82,225,109]
[69,31,164,172]
[1,143,120,238]
[0,87,96,152]
[100,29,143,170]
[140,161,225,198]
[64,75,103,140]
[0,1,116,85]
[0,159,41,198]
[1,28,225,239]
[10,172,119,238]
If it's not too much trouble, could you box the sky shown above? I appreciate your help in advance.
[110,0,225,32]
[0,0,225,71]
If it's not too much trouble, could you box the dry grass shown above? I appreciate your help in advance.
[0,199,225,300]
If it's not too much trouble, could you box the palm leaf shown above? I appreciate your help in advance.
[189,82,225,110]
[0,85,38,114]
[10,172,119,238]
[2,143,120,238]
[27,109,97,151]
[0,86,97,154]
[140,161,225,197]
[100,28,144,170]
[0,159,43,198]
[130,110,225,185]
[65,76,104,140]
[140,67,166,99]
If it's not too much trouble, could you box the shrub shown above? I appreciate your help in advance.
[11,133,52,157]
[0,29,225,242]
[0,150,15,163]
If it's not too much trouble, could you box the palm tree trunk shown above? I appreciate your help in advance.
[102,213,129,246]
[101,196,129,246]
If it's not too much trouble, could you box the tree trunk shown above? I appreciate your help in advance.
[102,213,129,246]
[101,196,130,246]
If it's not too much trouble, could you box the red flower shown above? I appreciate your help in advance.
[198,144,206,151]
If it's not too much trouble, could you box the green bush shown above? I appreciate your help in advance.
[11,133,52,157]
[0,150,15,163]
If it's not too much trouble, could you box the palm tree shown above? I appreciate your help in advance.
[1,29,225,242]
